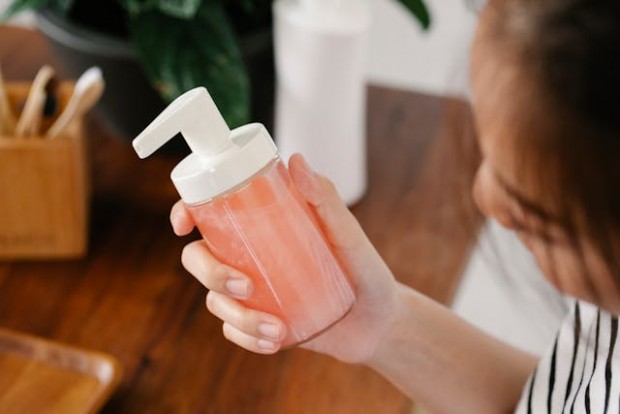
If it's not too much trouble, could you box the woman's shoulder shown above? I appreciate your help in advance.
[515,299,620,413]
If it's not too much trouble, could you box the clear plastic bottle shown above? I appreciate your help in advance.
[133,87,355,346]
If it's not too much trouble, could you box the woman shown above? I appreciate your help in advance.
[170,0,620,412]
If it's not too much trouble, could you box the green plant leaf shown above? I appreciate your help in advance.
[50,0,74,13]
[130,0,250,127]
[155,0,202,19]
[395,0,431,30]
[121,0,202,18]
[0,0,74,21]
[119,0,159,16]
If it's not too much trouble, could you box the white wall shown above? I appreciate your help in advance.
[368,0,478,97]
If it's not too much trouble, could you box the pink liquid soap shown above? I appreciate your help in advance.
[189,159,355,347]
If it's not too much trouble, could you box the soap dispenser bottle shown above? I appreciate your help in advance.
[133,87,355,347]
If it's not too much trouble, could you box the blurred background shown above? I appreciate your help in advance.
[0,0,565,376]
[0,0,476,97]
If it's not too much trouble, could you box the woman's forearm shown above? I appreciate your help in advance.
[367,283,538,414]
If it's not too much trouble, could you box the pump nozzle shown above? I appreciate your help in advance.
[132,85,277,204]
[133,87,232,160]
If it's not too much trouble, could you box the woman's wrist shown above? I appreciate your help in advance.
[364,282,415,368]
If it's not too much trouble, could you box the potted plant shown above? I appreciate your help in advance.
[2,0,430,143]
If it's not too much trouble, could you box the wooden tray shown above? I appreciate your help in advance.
[0,328,122,414]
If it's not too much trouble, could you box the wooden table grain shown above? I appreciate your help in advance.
[0,25,481,414]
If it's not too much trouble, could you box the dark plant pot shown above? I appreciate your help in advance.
[36,9,275,152]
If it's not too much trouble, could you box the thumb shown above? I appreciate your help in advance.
[288,153,366,251]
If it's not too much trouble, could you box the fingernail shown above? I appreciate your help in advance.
[225,278,249,298]
[258,323,282,340]
[170,209,183,235]
[298,155,318,181]
[257,339,279,352]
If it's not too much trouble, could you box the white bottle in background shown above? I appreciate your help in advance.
[273,0,370,206]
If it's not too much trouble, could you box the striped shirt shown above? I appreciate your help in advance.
[515,300,620,413]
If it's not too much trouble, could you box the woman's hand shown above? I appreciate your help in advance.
[170,154,401,363]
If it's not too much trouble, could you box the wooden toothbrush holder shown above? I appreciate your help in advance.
[0,82,90,259]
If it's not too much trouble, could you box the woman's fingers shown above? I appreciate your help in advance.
[223,323,281,354]
[181,240,253,299]
[179,231,287,355]
[170,200,195,236]
[174,203,253,299]
[207,291,286,354]
[171,189,288,355]
[289,154,366,250]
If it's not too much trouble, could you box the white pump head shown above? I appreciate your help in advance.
[133,87,232,160]
[132,86,278,204]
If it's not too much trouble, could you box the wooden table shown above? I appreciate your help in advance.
[0,26,481,413]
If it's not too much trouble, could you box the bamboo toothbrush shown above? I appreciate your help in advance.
[46,66,104,139]
[14,65,56,138]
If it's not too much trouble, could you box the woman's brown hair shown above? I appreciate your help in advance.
[481,0,620,288]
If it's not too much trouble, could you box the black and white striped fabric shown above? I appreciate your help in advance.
[515,300,620,413]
